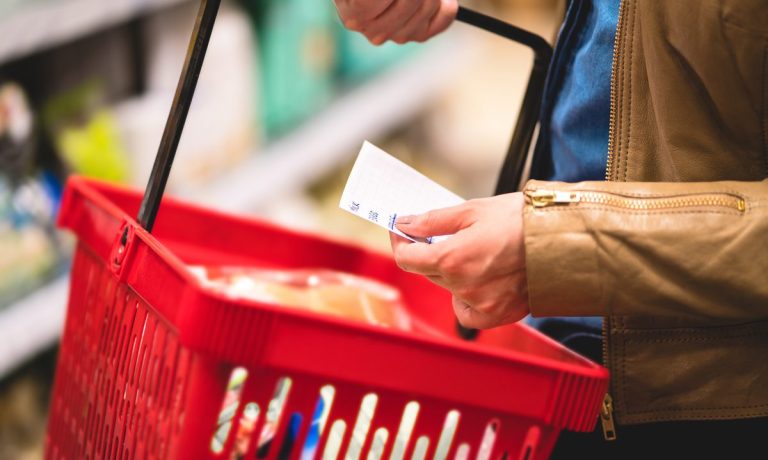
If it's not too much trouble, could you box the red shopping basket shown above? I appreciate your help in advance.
[45,2,608,459]
[48,176,608,460]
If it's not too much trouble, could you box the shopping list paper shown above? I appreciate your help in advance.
[340,141,465,243]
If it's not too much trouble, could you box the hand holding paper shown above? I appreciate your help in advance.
[339,141,465,243]
[341,142,530,329]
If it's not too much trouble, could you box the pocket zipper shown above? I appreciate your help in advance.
[601,393,617,441]
[526,190,747,213]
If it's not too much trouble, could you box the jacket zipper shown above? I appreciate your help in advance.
[600,394,617,441]
[526,189,747,212]
[601,0,625,438]
[605,0,627,181]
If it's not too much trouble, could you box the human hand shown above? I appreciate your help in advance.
[390,193,529,330]
[334,0,458,45]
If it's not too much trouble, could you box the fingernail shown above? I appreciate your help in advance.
[396,215,415,225]
[371,34,386,45]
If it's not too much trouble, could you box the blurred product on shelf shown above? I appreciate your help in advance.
[0,82,67,309]
[189,266,412,330]
[113,0,258,188]
[0,83,35,180]
[42,81,130,183]
[335,23,417,85]
[244,0,337,137]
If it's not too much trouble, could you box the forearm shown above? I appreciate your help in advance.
[523,179,768,321]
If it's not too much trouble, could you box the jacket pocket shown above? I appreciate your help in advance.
[612,319,768,424]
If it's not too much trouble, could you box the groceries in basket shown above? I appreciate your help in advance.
[189,266,412,330]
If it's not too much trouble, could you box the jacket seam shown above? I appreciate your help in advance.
[628,403,768,413]
[615,322,768,333]
[763,44,768,175]
[623,0,637,182]
[620,324,628,415]
[614,1,628,182]
[625,408,768,419]
[624,333,768,344]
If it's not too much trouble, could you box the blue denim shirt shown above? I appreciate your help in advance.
[526,0,620,361]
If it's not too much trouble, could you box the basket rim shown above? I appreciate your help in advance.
[59,175,608,378]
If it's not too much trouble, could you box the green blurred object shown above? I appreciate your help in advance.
[335,26,418,84]
[43,81,129,183]
[247,0,337,137]
[57,112,129,183]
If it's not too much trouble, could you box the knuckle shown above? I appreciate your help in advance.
[442,259,462,279]
[418,210,434,228]
[474,302,496,315]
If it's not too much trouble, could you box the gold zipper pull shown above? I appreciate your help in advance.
[600,393,617,441]
[525,190,581,208]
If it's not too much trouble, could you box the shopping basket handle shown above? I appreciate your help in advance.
[136,3,551,233]
[138,0,221,232]
[454,7,553,340]
[455,6,553,195]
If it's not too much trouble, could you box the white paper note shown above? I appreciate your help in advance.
[339,141,465,243]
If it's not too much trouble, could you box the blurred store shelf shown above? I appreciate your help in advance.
[0,0,192,65]
[0,276,68,379]
[0,32,474,379]
[181,34,473,213]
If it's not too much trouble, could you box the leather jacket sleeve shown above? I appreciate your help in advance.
[522,178,768,321]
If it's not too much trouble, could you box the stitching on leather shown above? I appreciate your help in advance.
[615,323,768,334]
[620,325,628,415]
[627,408,768,420]
[627,403,768,414]
[624,333,768,344]
[763,45,768,176]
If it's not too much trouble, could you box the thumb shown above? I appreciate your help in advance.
[396,203,474,238]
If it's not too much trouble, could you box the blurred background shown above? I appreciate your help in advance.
[0,0,561,458]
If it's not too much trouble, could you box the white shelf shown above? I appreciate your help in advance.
[0,275,69,378]
[0,0,192,65]
[181,34,473,213]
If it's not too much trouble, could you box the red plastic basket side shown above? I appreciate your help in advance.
[46,245,193,459]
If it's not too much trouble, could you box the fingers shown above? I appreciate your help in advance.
[425,0,458,38]
[390,0,441,44]
[335,0,394,30]
[452,295,525,330]
[363,0,423,45]
[396,203,475,239]
[390,231,443,275]
[336,0,457,45]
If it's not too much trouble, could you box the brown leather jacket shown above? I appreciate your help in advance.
[522,0,768,429]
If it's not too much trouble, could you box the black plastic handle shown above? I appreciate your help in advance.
[137,0,221,232]
[454,7,553,340]
[455,6,553,195]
